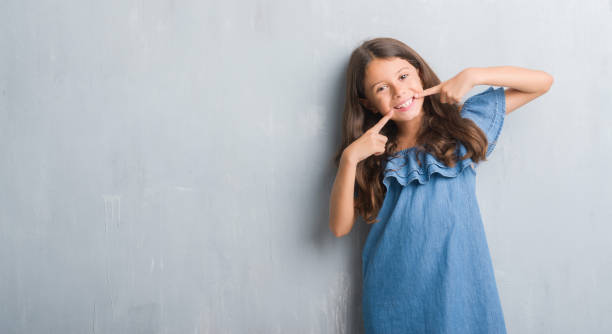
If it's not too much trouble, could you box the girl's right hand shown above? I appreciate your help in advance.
[343,110,394,164]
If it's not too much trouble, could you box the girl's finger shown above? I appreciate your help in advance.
[416,84,441,99]
[369,109,394,134]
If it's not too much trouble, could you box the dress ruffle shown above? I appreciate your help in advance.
[383,144,474,187]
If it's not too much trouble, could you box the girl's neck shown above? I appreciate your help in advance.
[395,111,423,138]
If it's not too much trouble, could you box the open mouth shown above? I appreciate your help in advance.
[394,97,414,111]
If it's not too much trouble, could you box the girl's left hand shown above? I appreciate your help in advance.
[414,69,475,105]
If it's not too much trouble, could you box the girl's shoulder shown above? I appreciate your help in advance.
[459,86,507,158]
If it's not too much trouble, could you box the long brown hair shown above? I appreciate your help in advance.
[332,37,490,224]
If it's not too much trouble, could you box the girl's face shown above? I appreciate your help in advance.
[359,57,424,122]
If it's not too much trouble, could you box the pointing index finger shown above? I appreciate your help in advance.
[415,84,441,99]
[370,109,394,133]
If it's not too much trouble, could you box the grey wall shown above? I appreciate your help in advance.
[1,0,611,333]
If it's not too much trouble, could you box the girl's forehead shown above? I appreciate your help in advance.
[367,57,415,73]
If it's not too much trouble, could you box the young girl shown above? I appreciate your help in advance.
[328,37,553,333]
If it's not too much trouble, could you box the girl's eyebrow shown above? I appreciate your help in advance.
[370,67,411,89]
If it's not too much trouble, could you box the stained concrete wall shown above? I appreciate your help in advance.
[1,0,611,333]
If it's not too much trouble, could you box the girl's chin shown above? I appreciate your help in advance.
[393,107,421,120]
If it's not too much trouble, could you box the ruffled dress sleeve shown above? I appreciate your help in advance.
[460,86,507,158]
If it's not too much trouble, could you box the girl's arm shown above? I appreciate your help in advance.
[329,152,358,238]
[329,112,394,237]
[466,66,554,115]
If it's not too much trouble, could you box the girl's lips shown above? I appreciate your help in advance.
[394,96,413,108]
[394,97,415,112]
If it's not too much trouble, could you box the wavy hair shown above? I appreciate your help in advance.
[332,37,491,224]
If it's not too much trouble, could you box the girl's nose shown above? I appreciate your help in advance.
[393,85,406,97]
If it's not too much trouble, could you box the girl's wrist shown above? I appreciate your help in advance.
[341,149,358,167]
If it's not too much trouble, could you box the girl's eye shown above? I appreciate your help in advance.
[375,74,409,93]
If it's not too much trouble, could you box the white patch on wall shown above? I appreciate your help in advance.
[102,194,121,231]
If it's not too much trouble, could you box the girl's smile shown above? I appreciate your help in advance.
[394,96,415,112]
[393,95,421,121]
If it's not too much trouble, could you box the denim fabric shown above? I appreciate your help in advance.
[362,87,507,333]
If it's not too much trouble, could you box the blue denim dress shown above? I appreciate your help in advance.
[362,87,507,333]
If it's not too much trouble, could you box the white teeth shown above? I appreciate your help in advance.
[395,97,413,109]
